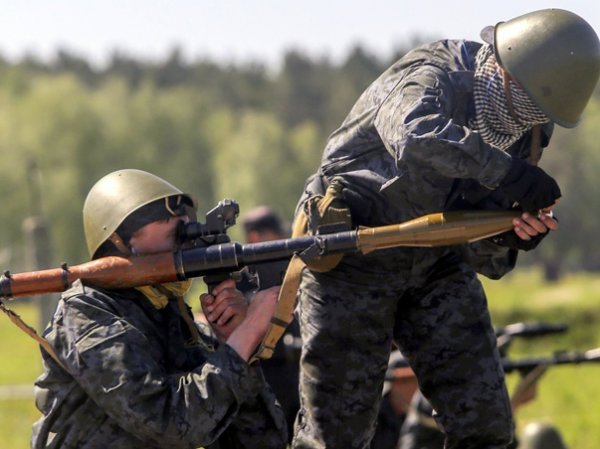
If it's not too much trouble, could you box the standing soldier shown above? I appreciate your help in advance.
[290,9,600,449]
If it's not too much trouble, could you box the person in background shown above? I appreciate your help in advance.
[399,354,563,449]
[290,9,600,449]
[31,169,287,449]
[243,206,288,244]
[394,365,548,449]
[519,422,568,449]
[370,350,419,449]
[239,206,301,443]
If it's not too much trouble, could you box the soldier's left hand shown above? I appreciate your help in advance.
[512,207,558,241]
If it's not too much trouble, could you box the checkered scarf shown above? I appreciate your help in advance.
[471,45,549,150]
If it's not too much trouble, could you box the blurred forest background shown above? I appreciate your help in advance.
[1,35,600,449]
[0,41,598,278]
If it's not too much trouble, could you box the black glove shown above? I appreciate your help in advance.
[489,229,547,251]
[498,158,561,213]
[488,212,557,251]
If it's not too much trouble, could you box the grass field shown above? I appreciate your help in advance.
[0,300,44,449]
[1,269,599,448]
[482,269,600,449]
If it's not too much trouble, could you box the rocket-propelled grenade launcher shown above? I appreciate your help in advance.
[0,202,520,300]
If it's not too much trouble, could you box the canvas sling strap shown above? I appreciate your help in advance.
[0,301,68,371]
[251,178,352,363]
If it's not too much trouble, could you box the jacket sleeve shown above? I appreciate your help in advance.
[207,365,289,449]
[373,64,512,189]
[460,240,518,280]
[57,293,286,449]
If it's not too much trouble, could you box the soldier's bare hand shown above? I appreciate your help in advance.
[512,208,558,241]
[201,279,248,341]
[225,285,281,361]
[246,286,280,335]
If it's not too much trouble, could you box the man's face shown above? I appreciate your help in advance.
[388,376,419,415]
[129,216,187,255]
[247,229,283,243]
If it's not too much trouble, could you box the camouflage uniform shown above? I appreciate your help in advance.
[31,280,287,449]
[292,40,553,449]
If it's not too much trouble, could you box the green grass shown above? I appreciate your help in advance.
[1,270,599,448]
[0,301,46,384]
[0,300,43,448]
[484,269,600,449]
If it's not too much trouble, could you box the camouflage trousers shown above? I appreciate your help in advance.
[291,247,514,449]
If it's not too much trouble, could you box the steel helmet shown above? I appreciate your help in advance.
[83,169,194,259]
[519,422,568,449]
[484,8,600,128]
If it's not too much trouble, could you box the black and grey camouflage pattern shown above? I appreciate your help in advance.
[292,39,553,449]
[31,280,287,449]
[293,249,513,449]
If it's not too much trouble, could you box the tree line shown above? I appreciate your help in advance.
[0,43,598,278]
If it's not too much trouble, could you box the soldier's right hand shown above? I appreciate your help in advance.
[225,286,280,362]
[498,157,561,213]
[201,279,248,342]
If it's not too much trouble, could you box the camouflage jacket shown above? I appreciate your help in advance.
[31,281,287,449]
[309,39,553,278]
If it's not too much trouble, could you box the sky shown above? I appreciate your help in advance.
[1,0,599,69]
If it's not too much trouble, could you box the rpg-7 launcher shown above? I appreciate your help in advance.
[0,200,520,300]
